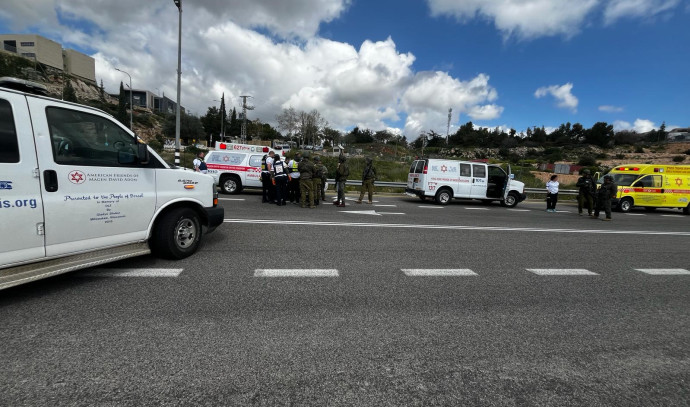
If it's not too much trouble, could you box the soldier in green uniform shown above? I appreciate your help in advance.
[592,175,617,221]
[312,156,325,206]
[298,153,315,208]
[356,157,376,204]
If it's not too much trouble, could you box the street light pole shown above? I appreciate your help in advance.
[174,0,182,166]
[115,68,133,130]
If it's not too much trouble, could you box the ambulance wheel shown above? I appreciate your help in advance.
[435,188,452,205]
[151,207,201,259]
[618,197,633,213]
[220,175,242,194]
[501,191,519,208]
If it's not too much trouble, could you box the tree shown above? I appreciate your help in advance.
[374,130,393,144]
[322,127,341,147]
[585,122,614,147]
[63,78,78,103]
[276,107,299,143]
[228,108,240,139]
[98,79,105,101]
[163,112,205,144]
[200,106,221,141]
[115,81,128,127]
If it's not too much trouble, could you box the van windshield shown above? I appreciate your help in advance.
[597,173,640,186]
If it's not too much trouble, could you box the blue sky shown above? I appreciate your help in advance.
[1,0,688,137]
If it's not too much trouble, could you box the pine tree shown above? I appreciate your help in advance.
[116,81,129,127]
[63,78,78,103]
[99,79,105,101]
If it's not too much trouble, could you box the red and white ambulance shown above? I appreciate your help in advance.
[207,142,287,194]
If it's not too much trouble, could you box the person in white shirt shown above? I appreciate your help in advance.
[545,174,559,212]
[192,152,207,174]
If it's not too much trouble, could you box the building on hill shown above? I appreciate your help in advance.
[0,34,95,83]
[668,128,690,142]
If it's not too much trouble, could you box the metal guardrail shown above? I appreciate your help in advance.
[327,179,578,196]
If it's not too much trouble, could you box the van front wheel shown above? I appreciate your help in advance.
[435,188,452,205]
[151,207,201,259]
[501,191,519,208]
[220,175,242,194]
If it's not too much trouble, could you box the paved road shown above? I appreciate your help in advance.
[1,192,689,405]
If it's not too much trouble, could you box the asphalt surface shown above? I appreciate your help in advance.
[1,190,689,406]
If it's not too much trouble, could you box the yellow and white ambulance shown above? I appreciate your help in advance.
[601,164,690,213]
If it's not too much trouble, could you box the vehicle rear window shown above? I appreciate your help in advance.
[414,161,426,173]
[0,99,19,163]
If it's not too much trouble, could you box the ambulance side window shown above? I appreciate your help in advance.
[635,175,662,188]
[472,165,486,178]
[414,161,425,173]
[249,155,262,167]
[460,164,471,177]
[0,99,19,163]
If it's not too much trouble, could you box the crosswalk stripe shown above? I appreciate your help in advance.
[81,268,184,277]
[526,269,598,276]
[402,269,477,276]
[635,268,690,275]
[254,269,339,277]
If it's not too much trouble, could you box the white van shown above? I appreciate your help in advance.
[405,158,526,207]
[207,142,288,194]
[0,77,223,290]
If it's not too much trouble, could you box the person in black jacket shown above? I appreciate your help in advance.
[576,169,596,216]
[592,175,617,221]
[334,154,349,207]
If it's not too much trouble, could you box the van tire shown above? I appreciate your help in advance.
[151,207,202,260]
[618,197,633,213]
[220,175,242,194]
[501,191,519,208]
[435,188,452,205]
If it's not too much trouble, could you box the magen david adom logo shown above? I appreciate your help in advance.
[68,170,86,184]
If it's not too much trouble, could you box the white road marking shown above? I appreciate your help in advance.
[625,213,646,216]
[375,204,397,207]
[418,205,444,209]
[254,269,339,277]
[526,269,598,276]
[340,210,381,216]
[465,207,489,210]
[81,268,184,277]
[218,198,246,201]
[402,269,478,276]
[508,209,530,212]
[223,218,690,237]
[661,215,685,218]
[635,268,690,275]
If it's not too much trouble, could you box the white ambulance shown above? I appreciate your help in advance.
[207,142,288,194]
[405,158,526,207]
[0,77,224,290]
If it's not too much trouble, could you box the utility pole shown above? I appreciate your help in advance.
[239,95,254,143]
[173,0,182,165]
[446,108,452,144]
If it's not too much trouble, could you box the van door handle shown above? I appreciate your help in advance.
[43,170,58,192]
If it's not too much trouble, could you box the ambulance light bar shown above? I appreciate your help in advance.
[217,143,270,153]
[616,167,640,171]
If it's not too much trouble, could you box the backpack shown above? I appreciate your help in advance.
[199,161,207,171]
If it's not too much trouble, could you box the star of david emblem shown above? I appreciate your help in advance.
[222,156,229,162]
[68,170,85,184]
[441,165,447,173]
[676,178,683,186]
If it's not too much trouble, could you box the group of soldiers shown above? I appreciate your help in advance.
[576,169,617,220]
[260,151,349,208]
[260,151,373,208]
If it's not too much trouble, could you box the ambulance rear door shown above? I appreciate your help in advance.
[0,92,46,267]
[407,160,426,192]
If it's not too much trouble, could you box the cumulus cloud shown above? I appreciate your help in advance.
[604,0,680,24]
[599,105,624,113]
[534,83,578,113]
[426,0,599,39]
[613,119,656,133]
[0,0,506,138]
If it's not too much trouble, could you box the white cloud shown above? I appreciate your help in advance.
[426,0,599,39]
[613,119,656,133]
[534,83,578,112]
[0,0,505,138]
[599,105,624,113]
[604,0,680,24]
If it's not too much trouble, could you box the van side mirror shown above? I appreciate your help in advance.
[509,173,515,179]
[138,144,150,165]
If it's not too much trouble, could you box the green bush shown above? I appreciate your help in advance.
[577,155,597,166]
[672,155,686,162]
[635,145,645,153]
